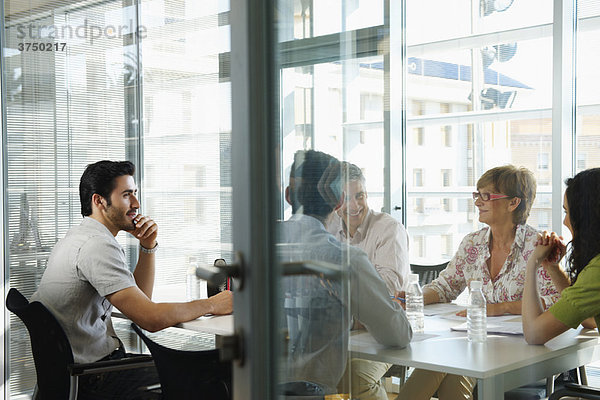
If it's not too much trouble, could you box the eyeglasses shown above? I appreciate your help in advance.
[472,192,510,202]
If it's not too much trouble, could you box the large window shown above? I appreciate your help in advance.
[576,1,600,172]
[2,0,232,397]
[406,1,554,263]
[4,2,136,394]
[3,0,600,398]
[138,0,232,302]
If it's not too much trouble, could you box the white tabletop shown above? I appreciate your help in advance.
[350,303,600,399]
[177,314,234,336]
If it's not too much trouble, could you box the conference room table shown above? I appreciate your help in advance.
[350,303,600,399]
[176,303,600,399]
[177,314,234,336]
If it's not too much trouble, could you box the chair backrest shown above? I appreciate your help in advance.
[132,324,232,400]
[410,261,449,286]
[6,288,74,399]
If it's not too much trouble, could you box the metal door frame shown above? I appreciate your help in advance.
[230,0,279,398]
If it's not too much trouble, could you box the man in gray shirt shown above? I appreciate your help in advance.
[32,160,232,399]
[280,150,411,396]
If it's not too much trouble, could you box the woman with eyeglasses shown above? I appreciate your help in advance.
[396,165,560,400]
[522,168,600,345]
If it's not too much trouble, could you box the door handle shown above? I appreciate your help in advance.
[281,260,342,279]
[196,251,245,289]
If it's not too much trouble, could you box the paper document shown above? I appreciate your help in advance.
[424,302,463,316]
[450,321,523,335]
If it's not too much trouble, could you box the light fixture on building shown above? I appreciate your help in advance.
[479,87,516,110]
[481,0,515,16]
[481,43,518,69]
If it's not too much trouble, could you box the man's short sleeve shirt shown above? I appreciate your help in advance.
[32,217,136,363]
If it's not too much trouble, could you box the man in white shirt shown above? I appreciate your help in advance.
[329,162,410,400]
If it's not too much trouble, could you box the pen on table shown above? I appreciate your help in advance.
[390,295,405,303]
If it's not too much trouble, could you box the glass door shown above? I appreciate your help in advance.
[229,0,409,398]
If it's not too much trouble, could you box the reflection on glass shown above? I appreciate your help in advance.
[281,56,385,219]
[276,150,411,397]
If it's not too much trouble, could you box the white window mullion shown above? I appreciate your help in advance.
[551,0,576,235]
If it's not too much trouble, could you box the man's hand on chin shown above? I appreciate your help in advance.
[130,214,158,248]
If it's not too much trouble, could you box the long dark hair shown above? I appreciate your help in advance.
[565,167,600,283]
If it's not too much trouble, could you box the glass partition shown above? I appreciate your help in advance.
[3,0,600,398]
[2,0,232,397]
[3,1,136,395]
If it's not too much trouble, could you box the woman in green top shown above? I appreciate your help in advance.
[523,168,600,344]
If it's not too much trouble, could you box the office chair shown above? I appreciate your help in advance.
[132,323,232,400]
[549,382,600,399]
[502,367,587,400]
[6,288,155,400]
[410,261,449,286]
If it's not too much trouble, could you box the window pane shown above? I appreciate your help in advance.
[406,117,552,263]
[407,0,552,45]
[3,1,138,396]
[407,0,552,263]
[281,56,385,217]
[577,1,600,171]
[139,0,232,302]
[283,0,383,39]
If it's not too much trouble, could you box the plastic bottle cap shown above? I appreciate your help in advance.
[470,280,483,290]
[408,273,419,283]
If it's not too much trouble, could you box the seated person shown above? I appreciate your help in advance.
[328,162,410,400]
[396,165,559,400]
[279,150,412,396]
[32,160,232,400]
[523,167,600,345]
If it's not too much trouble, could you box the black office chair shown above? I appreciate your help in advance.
[6,288,155,400]
[410,261,449,286]
[502,367,587,400]
[132,323,232,400]
[549,382,600,399]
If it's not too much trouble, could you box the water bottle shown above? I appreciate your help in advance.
[186,257,208,301]
[405,273,424,333]
[467,280,487,342]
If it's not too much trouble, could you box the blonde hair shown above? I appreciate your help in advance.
[477,165,536,225]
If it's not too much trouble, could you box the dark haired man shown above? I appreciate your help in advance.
[32,160,232,399]
[280,150,411,396]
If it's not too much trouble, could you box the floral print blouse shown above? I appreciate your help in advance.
[425,224,560,308]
